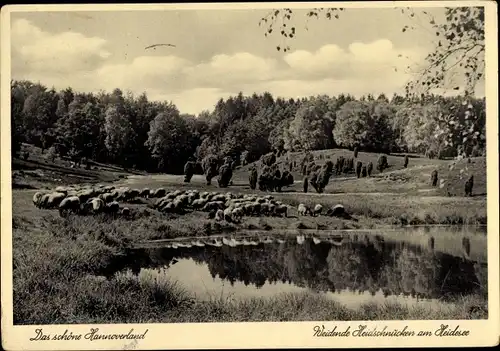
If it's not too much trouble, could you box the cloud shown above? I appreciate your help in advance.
[12,19,111,74]
[96,56,191,92]
[283,39,426,81]
[12,19,450,115]
[148,88,235,115]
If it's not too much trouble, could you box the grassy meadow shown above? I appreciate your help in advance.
[10,144,488,324]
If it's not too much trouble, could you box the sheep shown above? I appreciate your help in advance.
[139,188,150,198]
[252,202,262,216]
[192,199,207,209]
[84,197,105,215]
[275,204,288,217]
[59,196,81,217]
[98,193,114,204]
[215,209,225,221]
[105,201,120,215]
[326,204,346,217]
[162,202,175,213]
[224,207,234,222]
[298,203,309,216]
[313,204,323,217]
[151,188,166,198]
[260,203,271,216]
[232,207,244,222]
[76,189,95,203]
[40,192,67,209]
[121,207,131,216]
[32,192,44,208]
[201,201,225,212]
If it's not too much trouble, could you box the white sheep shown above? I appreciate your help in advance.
[32,192,44,208]
[215,209,225,221]
[84,197,105,215]
[313,204,323,217]
[232,207,244,222]
[59,196,81,217]
[298,204,308,216]
[224,207,234,222]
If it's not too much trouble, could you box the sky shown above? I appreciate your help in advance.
[9,6,485,115]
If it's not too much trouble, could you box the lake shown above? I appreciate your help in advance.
[107,226,487,309]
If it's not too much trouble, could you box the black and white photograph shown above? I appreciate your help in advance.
[1,1,498,350]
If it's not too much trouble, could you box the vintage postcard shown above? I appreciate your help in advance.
[1,1,498,350]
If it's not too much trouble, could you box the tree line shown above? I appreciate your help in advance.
[11,79,486,175]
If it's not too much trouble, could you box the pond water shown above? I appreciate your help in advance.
[110,226,487,308]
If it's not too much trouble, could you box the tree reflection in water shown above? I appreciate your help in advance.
[116,234,487,302]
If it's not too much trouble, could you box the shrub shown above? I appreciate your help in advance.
[355,161,363,178]
[202,155,219,185]
[377,155,389,172]
[261,153,277,167]
[430,170,438,187]
[183,161,195,183]
[367,161,373,176]
[217,164,232,188]
[249,167,258,190]
[361,165,367,177]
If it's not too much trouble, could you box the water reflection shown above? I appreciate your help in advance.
[111,230,487,306]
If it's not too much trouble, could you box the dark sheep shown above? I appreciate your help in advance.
[430,170,438,187]
[377,155,389,172]
[355,161,362,178]
[183,161,196,183]
[249,167,258,190]
[464,175,474,196]
[403,155,409,168]
[367,161,373,177]
[303,176,309,193]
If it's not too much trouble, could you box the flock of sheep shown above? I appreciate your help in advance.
[153,189,289,222]
[32,184,159,217]
[152,189,348,222]
[32,182,349,224]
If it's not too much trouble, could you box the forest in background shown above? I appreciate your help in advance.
[11,79,486,175]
